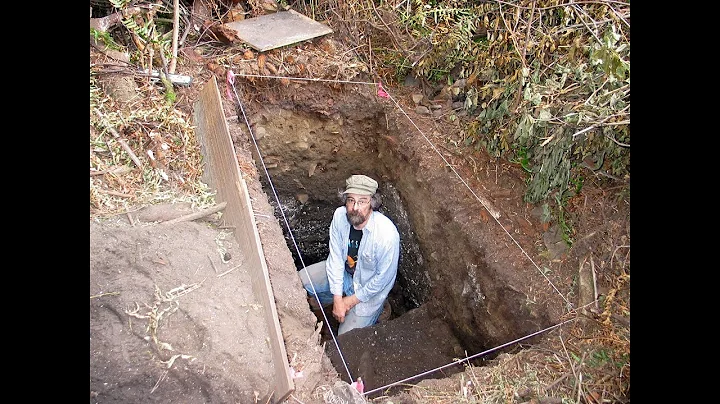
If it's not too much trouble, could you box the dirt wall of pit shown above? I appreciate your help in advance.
[239,80,564,354]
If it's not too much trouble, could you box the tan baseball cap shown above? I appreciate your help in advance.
[343,175,378,195]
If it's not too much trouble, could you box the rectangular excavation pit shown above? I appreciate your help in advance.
[232,84,564,394]
[230,81,561,393]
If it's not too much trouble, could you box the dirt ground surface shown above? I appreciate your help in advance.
[90,5,630,404]
[90,212,277,402]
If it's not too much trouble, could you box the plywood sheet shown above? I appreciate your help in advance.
[223,9,333,52]
[193,76,294,403]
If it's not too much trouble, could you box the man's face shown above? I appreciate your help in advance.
[345,193,371,226]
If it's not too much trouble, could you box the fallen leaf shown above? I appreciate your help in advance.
[180,47,204,63]
[265,61,277,74]
[225,6,246,22]
[206,62,225,77]
[479,209,489,222]
[211,24,240,44]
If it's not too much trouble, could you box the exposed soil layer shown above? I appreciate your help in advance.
[326,304,466,398]
[226,79,571,389]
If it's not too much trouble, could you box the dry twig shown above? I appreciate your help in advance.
[163,201,227,224]
[90,291,120,299]
[170,0,180,73]
[217,263,242,278]
[93,108,144,168]
[208,254,219,273]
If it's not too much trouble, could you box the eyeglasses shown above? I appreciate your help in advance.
[346,197,370,208]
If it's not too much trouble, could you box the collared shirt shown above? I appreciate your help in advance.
[326,206,400,316]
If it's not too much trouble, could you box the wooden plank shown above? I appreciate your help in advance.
[193,76,293,403]
[223,9,333,52]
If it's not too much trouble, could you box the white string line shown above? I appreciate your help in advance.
[228,76,354,383]
[362,316,578,397]
[235,72,376,86]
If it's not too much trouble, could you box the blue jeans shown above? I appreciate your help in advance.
[299,260,383,334]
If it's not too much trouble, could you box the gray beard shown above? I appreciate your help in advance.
[346,210,367,227]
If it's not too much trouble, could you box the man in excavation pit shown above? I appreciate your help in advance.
[299,174,400,335]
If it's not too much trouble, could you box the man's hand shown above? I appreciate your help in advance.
[332,295,347,323]
[342,295,360,311]
[333,295,360,323]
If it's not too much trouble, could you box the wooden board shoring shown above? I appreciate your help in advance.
[193,76,293,403]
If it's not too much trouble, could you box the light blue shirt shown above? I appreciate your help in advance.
[326,206,400,316]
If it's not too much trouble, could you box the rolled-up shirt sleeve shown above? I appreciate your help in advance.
[326,207,348,297]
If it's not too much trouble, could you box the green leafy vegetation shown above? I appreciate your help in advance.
[106,0,179,104]
[318,0,630,245]
[90,27,123,51]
